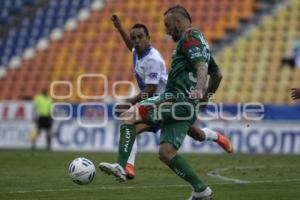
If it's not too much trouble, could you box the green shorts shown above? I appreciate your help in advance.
[138,93,196,149]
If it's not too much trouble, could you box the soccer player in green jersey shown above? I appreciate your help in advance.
[111,14,232,180]
[100,5,225,199]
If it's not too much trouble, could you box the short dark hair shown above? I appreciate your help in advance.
[131,23,150,37]
[164,5,192,23]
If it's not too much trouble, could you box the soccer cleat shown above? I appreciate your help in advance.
[125,163,135,180]
[187,187,213,200]
[188,195,213,200]
[99,162,127,182]
[216,132,233,153]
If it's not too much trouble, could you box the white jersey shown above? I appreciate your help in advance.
[133,46,168,95]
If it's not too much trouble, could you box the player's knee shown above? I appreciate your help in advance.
[120,111,134,124]
[158,149,168,164]
[159,143,176,164]
[120,106,139,124]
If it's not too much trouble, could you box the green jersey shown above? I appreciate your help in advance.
[165,28,219,104]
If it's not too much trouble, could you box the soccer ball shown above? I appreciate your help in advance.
[68,157,96,185]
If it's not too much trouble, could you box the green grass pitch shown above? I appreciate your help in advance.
[0,151,300,200]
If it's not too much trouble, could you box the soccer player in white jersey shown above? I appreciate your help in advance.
[111,15,233,179]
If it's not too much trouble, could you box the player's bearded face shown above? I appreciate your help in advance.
[164,15,181,42]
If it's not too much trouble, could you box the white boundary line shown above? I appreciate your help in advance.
[207,168,251,183]
[207,165,300,183]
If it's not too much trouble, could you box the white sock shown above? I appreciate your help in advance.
[127,139,138,166]
[202,128,218,141]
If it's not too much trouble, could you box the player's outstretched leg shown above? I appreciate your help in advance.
[99,105,141,182]
[125,123,153,180]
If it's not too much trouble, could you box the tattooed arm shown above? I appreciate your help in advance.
[190,61,208,100]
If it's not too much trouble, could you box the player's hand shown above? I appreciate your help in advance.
[202,92,210,102]
[111,14,122,30]
[189,89,203,100]
[291,88,300,100]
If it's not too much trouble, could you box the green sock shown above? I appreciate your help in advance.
[117,124,136,168]
[168,154,207,192]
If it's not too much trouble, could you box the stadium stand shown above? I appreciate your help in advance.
[0,0,52,38]
[0,0,298,104]
[215,0,300,104]
[0,0,93,100]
